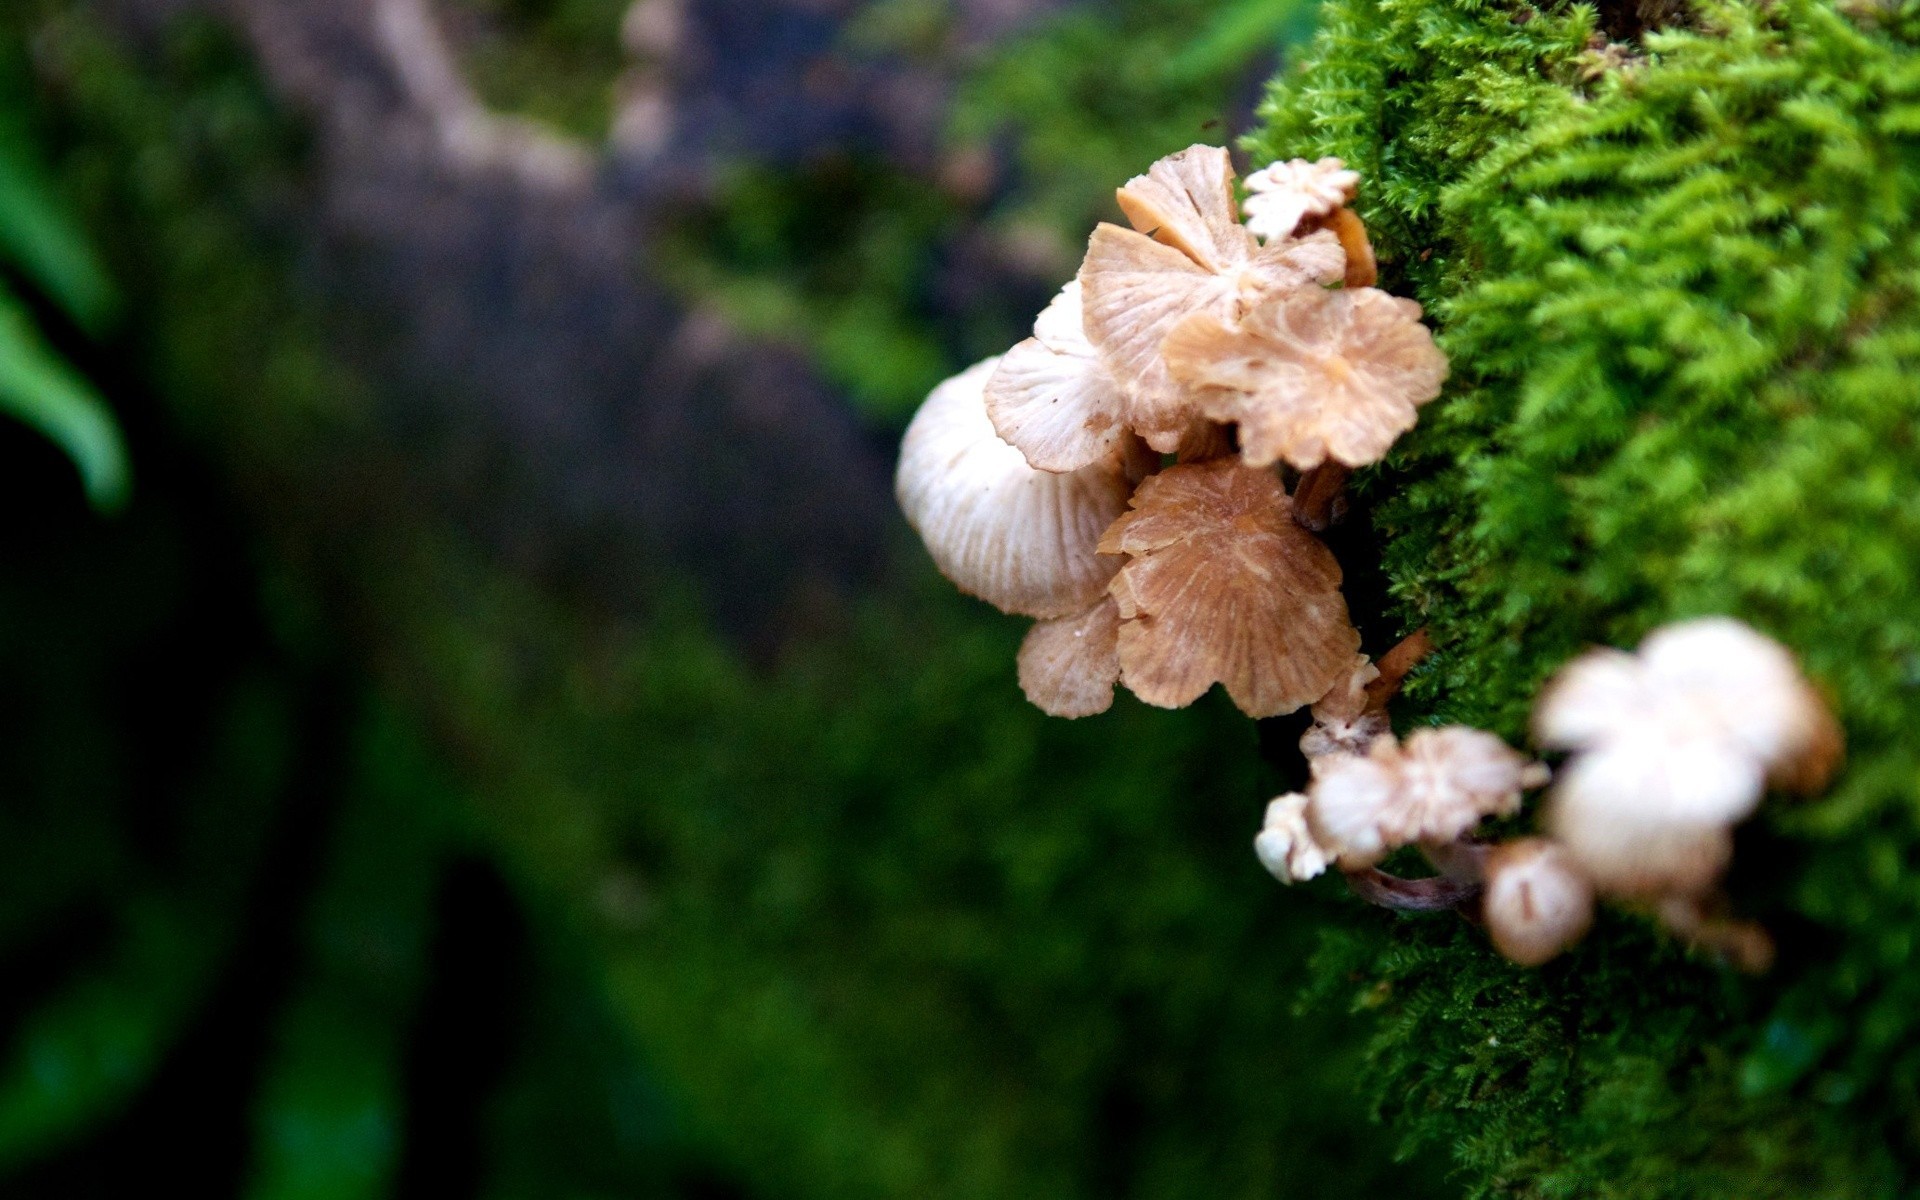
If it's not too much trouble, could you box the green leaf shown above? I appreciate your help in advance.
[0,285,130,512]
[0,120,116,332]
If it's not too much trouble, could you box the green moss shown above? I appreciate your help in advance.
[1252,0,1920,1192]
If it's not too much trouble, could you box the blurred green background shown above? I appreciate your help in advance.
[0,0,1443,1196]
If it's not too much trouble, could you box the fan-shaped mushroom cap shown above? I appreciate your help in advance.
[1098,460,1358,718]
[896,358,1139,619]
[1113,145,1253,273]
[1307,727,1538,867]
[1481,839,1595,967]
[1534,617,1842,801]
[1255,792,1333,884]
[1545,754,1737,898]
[1017,596,1121,718]
[1163,286,1449,471]
[1242,157,1361,243]
[986,282,1128,473]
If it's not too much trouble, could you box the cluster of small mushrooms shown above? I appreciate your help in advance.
[895,145,1842,970]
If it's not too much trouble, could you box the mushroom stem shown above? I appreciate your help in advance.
[1654,895,1776,974]
[1364,627,1435,711]
[1420,837,1492,885]
[1342,866,1480,912]
[1325,208,1378,289]
[1292,462,1351,532]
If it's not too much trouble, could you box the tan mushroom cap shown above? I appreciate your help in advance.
[1242,157,1361,243]
[1307,727,1538,867]
[1017,596,1122,718]
[896,357,1140,619]
[1098,460,1358,718]
[1301,654,1391,759]
[1481,839,1595,967]
[1163,285,1449,471]
[1080,226,1344,453]
[986,282,1128,474]
[1113,144,1253,273]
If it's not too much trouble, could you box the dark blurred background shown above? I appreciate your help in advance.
[0,1,1449,1195]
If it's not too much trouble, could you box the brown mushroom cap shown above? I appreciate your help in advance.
[985,282,1128,473]
[1080,224,1343,453]
[895,358,1138,619]
[1097,460,1358,718]
[1113,144,1253,273]
[1017,596,1122,718]
[1163,285,1449,471]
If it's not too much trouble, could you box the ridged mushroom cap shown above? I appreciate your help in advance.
[1098,460,1358,718]
[985,282,1128,473]
[1255,792,1333,884]
[1481,839,1595,967]
[1017,596,1122,718]
[1162,285,1449,471]
[1242,157,1361,242]
[1307,727,1539,867]
[1113,144,1254,273]
[895,357,1141,619]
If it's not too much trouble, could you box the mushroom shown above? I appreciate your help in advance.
[1301,654,1392,760]
[1534,617,1840,898]
[1017,596,1121,718]
[985,281,1128,473]
[1078,146,1346,452]
[1255,792,1334,884]
[1307,727,1544,867]
[895,357,1148,619]
[1161,285,1449,472]
[1480,839,1595,967]
[1097,459,1359,718]
[1242,157,1360,244]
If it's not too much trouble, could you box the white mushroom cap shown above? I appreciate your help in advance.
[986,282,1128,473]
[1545,750,1740,898]
[1308,727,1539,867]
[1017,596,1121,718]
[1242,157,1361,242]
[1481,839,1595,967]
[895,357,1140,619]
[1255,792,1333,884]
[1301,654,1391,759]
[1535,617,1841,802]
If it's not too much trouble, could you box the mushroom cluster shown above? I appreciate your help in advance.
[1258,617,1841,971]
[896,146,1447,719]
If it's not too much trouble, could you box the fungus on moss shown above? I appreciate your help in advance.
[1307,727,1543,867]
[1097,459,1359,717]
[1162,285,1448,472]
[895,357,1146,619]
[1242,156,1360,243]
[1480,839,1595,967]
[1078,146,1345,452]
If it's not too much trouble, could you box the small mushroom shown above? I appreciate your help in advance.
[1162,285,1449,471]
[1255,792,1334,884]
[1535,616,1843,817]
[1079,146,1346,452]
[1301,654,1392,760]
[896,357,1147,619]
[1098,459,1359,718]
[985,282,1128,474]
[1017,596,1121,718]
[1242,157,1361,243]
[1307,727,1543,867]
[1545,748,1742,899]
[1481,839,1595,966]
